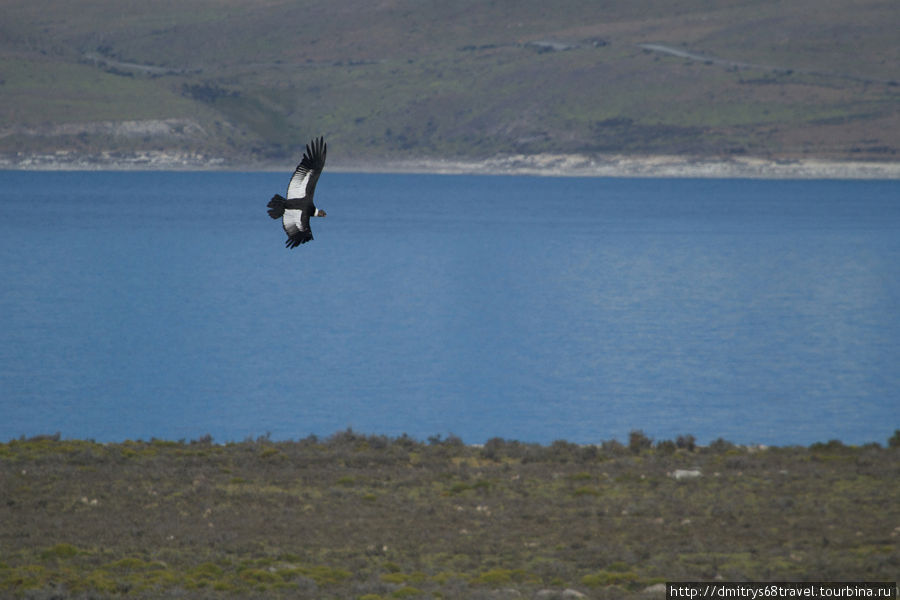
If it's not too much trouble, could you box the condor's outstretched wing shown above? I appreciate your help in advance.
[282,204,313,248]
[286,136,327,200]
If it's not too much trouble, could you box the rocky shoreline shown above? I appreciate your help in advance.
[3,151,899,179]
[346,153,900,180]
[0,151,229,172]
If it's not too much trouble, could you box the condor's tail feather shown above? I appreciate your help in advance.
[267,194,286,219]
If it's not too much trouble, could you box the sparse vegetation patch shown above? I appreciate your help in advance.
[0,430,897,598]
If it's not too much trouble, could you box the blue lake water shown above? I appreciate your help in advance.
[1,170,898,446]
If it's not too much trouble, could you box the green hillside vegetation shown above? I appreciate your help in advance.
[1,0,898,167]
[1,432,898,598]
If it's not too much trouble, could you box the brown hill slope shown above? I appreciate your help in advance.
[1,0,898,168]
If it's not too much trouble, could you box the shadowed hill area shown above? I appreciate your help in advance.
[1,0,898,168]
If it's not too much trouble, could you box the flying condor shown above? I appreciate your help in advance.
[267,136,327,248]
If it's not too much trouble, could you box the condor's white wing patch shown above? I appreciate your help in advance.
[286,137,326,200]
[282,208,313,247]
[287,168,315,200]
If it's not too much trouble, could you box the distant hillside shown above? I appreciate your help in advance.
[2,0,898,168]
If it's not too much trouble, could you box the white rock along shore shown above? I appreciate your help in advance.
[3,150,899,179]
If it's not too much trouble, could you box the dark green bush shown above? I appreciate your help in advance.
[655,440,677,454]
[708,437,736,453]
[676,434,696,451]
[628,430,653,454]
[888,430,900,449]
